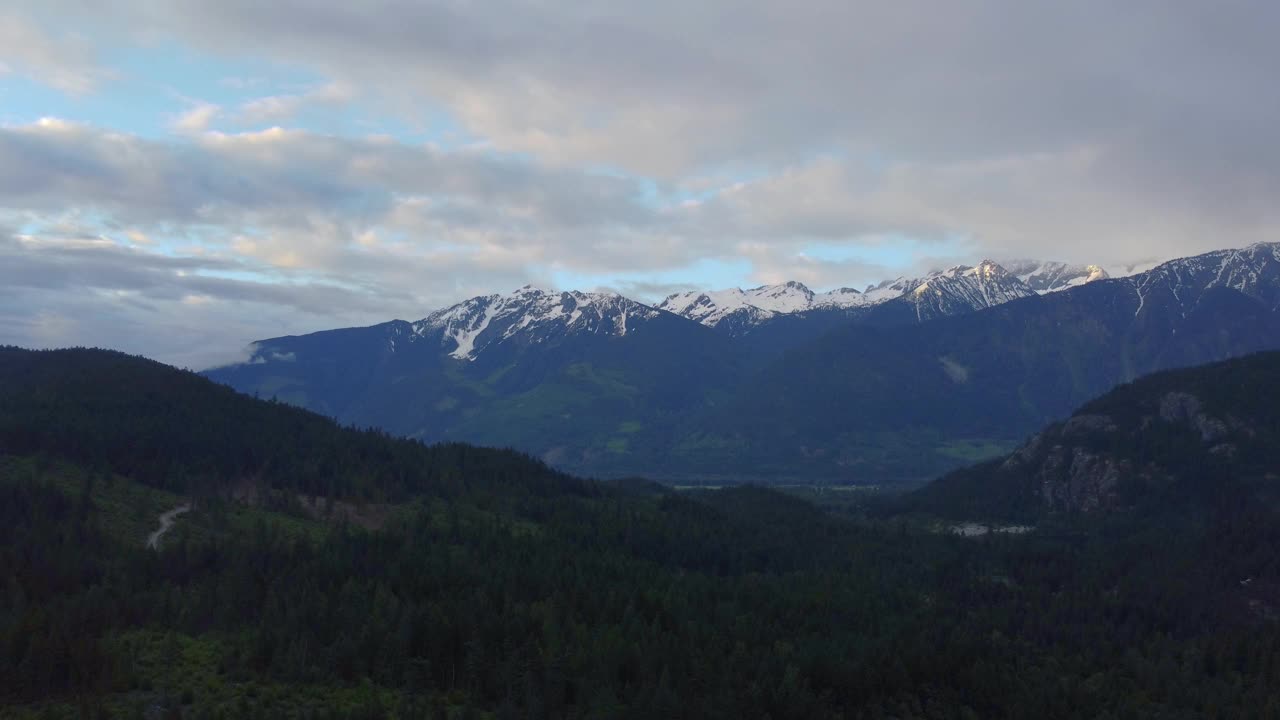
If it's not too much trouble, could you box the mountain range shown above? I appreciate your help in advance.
[658,259,1110,334]
[206,243,1280,482]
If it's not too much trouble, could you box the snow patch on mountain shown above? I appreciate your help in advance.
[658,281,894,328]
[1002,260,1111,294]
[663,259,1089,330]
[904,260,1039,322]
[1128,242,1280,318]
[415,286,661,360]
[415,254,1126,352]
[658,281,814,327]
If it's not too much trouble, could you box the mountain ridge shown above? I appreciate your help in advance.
[655,257,1104,334]
[672,242,1280,481]
[207,242,1280,482]
[412,285,663,361]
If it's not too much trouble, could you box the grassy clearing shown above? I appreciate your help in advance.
[0,455,343,551]
[0,455,184,548]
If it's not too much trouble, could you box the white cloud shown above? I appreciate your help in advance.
[171,102,221,133]
[238,82,355,124]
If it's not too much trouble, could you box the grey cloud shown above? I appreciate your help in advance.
[0,11,106,93]
[0,284,319,370]
[0,121,690,306]
[0,233,397,316]
[26,0,1279,266]
[5,0,1280,366]
[586,281,701,305]
[0,217,550,368]
[54,1,1274,161]
[0,231,452,368]
[0,122,658,233]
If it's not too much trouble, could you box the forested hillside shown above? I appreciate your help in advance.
[909,351,1280,522]
[3,348,1280,718]
[0,347,591,502]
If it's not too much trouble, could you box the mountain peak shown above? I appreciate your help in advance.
[657,279,877,328]
[906,261,1036,320]
[452,258,1117,340]
[1002,260,1113,294]
[415,287,659,360]
[971,259,1009,277]
[659,258,1101,331]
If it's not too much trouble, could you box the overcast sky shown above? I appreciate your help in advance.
[3,1,1277,367]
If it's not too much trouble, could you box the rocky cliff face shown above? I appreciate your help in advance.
[998,415,1132,513]
[912,352,1280,519]
[999,389,1258,513]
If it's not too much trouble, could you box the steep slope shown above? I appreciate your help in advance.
[1131,242,1280,313]
[206,262,1049,452]
[683,243,1280,482]
[414,285,662,360]
[207,288,742,474]
[204,244,1279,482]
[909,352,1280,521]
[893,260,1038,322]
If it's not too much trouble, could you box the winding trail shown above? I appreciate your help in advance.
[146,504,191,550]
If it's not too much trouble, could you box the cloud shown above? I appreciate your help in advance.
[5,0,1280,364]
[237,82,355,124]
[24,1,1279,263]
[171,103,221,133]
[0,233,392,313]
[0,11,108,93]
[576,280,704,305]
[0,124,681,366]
[684,147,1280,268]
[0,229,421,368]
[0,120,661,239]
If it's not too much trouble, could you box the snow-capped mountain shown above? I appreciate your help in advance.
[413,286,662,360]
[661,259,1071,331]
[702,242,1280,482]
[206,241,1280,482]
[902,260,1039,322]
[1002,260,1111,294]
[655,281,880,330]
[1130,242,1280,314]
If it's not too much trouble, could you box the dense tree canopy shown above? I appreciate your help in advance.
[2,348,1280,718]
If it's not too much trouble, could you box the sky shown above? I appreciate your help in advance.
[2,1,1278,368]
